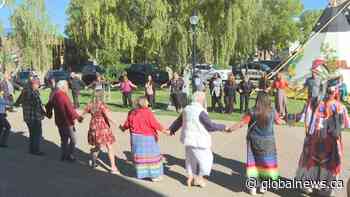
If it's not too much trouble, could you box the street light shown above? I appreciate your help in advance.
[190,13,199,92]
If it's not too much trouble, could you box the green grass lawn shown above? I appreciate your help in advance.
[17,88,350,131]
[29,88,306,123]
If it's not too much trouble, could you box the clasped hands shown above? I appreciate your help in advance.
[224,124,240,133]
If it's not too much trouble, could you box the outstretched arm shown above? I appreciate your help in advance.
[229,114,250,132]
[120,111,133,132]
[129,81,137,89]
[169,113,183,135]
[199,111,226,132]
[111,83,121,88]
[14,90,25,107]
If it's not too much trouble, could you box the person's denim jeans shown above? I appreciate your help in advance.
[26,120,43,153]
[58,126,77,160]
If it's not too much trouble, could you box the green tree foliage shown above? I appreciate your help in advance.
[0,20,3,36]
[10,0,57,72]
[299,9,323,42]
[65,0,316,69]
[66,0,138,66]
[257,0,303,54]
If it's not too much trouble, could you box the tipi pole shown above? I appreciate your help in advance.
[267,0,350,80]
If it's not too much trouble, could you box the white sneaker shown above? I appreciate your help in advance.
[249,188,257,195]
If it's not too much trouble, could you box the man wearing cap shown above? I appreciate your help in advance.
[46,80,83,162]
[69,72,85,108]
[303,59,327,105]
[15,78,46,156]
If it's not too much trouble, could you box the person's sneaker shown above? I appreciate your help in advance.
[249,188,257,195]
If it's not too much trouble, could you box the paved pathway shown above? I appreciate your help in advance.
[1,110,350,197]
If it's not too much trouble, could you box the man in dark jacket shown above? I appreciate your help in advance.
[238,76,255,113]
[46,80,83,162]
[15,78,46,156]
[69,72,85,108]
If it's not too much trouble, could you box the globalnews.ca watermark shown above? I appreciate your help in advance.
[246,178,344,190]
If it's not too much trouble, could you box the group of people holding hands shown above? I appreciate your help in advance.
[0,61,349,197]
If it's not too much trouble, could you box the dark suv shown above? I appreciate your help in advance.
[44,69,70,86]
[234,62,272,81]
[81,64,105,86]
[126,64,169,85]
[13,70,38,88]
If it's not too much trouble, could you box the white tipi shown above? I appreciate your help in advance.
[287,0,350,87]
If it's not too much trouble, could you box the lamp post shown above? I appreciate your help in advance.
[190,13,199,92]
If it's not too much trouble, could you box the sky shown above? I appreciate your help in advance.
[0,0,329,35]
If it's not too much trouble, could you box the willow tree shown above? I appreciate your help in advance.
[299,9,323,42]
[155,0,192,70]
[198,0,261,67]
[66,0,138,66]
[117,0,170,64]
[11,0,57,72]
[257,0,303,58]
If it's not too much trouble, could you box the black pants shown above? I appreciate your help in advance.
[240,94,250,113]
[211,96,223,113]
[122,92,133,107]
[0,114,10,146]
[26,120,42,153]
[224,96,235,114]
[146,94,155,108]
[171,93,182,112]
[72,91,80,108]
[58,126,77,160]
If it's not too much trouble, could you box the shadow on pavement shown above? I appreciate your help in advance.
[162,152,307,197]
[0,131,165,197]
[213,153,307,197]
[163,154,188,185]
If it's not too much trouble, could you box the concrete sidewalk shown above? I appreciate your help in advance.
[1,111,350,197]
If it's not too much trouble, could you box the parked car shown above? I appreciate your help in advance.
[81,64,105,86]
[193,64,231,82]
[258,60,281,70]
[13,69,38,88]
[44,69,70,86]
[234,61,272,81]
[215,69,232,81]
[125,64,169,85]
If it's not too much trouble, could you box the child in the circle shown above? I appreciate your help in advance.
[80,90,120,174]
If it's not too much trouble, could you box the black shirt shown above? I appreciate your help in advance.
[239,81,254,95]
[224,81,237,97]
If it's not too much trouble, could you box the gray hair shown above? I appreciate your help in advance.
[56,80,68,89]
[192,91,207,108]
[192,91,206,103]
